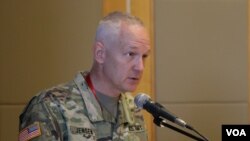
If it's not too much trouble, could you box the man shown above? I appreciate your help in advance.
[19,11,151,141]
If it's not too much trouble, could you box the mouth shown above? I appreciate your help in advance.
[129,77,140,81]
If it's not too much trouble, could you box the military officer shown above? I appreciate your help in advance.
[19,11,151,141]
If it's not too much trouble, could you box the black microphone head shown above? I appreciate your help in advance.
[134,93,150,109]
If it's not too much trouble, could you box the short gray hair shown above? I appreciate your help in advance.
[95,11,144,44]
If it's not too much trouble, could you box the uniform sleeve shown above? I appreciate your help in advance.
[19,93,67,141]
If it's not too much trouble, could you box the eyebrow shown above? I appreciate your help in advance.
[146,49,151,54]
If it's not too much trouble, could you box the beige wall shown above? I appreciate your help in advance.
[1,0,249,141]
[0,0,102,140]
[155,0,249,141]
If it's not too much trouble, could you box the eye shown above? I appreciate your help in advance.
[142,54,148,59]
[127,52,136,57]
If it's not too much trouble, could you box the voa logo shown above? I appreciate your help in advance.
[226,129,246,136]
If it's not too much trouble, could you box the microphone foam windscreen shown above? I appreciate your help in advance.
[134,93,150,109]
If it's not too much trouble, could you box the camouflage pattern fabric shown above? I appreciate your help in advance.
[19,71,148,141]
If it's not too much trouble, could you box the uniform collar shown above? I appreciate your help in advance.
[73,71,135,125]
[74,71,103,122]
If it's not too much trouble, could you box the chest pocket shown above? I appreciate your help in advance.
[112,123,147,141]
[126,124,147,141]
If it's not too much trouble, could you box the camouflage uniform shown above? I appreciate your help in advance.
[19,72,148,141]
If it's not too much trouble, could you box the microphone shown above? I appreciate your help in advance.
[135,93,210,141]
[134,93,190,129]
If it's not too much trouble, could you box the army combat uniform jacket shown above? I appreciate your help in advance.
[19,72,148,141]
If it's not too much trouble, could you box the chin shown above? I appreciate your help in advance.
[124,86,138,92]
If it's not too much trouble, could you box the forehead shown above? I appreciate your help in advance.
[120,24,150,49]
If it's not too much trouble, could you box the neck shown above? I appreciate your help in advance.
[89,69,121,98]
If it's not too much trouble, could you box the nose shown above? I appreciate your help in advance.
[134,57,145,72]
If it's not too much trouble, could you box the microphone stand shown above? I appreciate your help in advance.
[154,117,208,141]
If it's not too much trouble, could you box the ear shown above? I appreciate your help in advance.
[93,42,106,64]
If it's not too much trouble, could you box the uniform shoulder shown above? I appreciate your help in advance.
[23,81,79,110]
[41,81,79,101]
